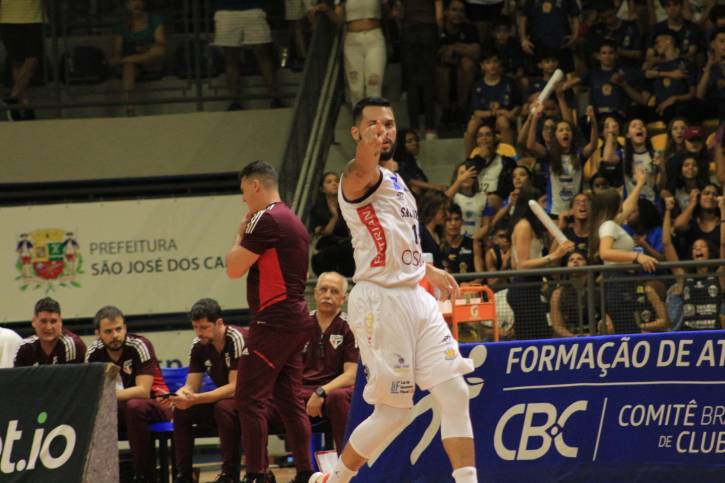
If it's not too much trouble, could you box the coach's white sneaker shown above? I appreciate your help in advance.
[307,472,329,483]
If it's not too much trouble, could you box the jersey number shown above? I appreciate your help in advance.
[412,224,419,245]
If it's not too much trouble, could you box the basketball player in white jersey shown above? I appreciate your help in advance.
[309,97,477,483]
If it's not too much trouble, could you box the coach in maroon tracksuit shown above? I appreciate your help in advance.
[299,272,358,453]
[86,305,171,483]
[14,297,86,366]
[226,160,314,483]
[171,298,247,483]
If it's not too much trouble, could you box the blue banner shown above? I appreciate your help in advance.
[346,332,725,482]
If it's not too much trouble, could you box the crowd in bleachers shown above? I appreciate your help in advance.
[309,0,725,340]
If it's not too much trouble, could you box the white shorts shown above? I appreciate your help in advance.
[213,9,271,47]
[285,0,314,20]
[348,281,474,408]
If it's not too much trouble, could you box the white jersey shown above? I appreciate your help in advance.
[546,154,582,216]
[453,191,487,238]
[339,166,426,288]
[624,151,657,203]
[476,154,504,194]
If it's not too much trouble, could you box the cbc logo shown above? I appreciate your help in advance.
[494,400,588,461]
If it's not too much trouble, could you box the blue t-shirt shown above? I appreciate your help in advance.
[622,225,664,256]
[524,0,580,49]
[588,20,642,53]
[471,76,521,111]
[698,63,725,102]
[649,20,704,55]
[651,58,694,104]
[580,66,642,114]
[216,0,264,10]
[495,38,525,75]
[113,15,164,57]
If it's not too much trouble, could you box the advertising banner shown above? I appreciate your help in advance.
[0,196,248,323]
[0,363,112,482]
[347,331,725,482]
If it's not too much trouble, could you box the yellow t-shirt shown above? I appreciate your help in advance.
[0,0,44,24]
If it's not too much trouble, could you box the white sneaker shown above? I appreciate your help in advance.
[307,472,330,483]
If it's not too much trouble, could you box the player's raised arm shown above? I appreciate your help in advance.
[342,98,397,201]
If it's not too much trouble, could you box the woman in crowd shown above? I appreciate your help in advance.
[591,167,660,334]
[615,119,663,204]
[662,117,688,164]
[507,185,574,340]
[663,196,725,330]
[662,155,709,212]
[394,129,446,197]
[110,0,166,116]
[673,182,722,253]
[584,114,625,189]
[489,164,533,230]
[623,198,666,261]
[309,172,355,277]
[555,191,592,254]
[446,161,488,239]
[526,103,598,217]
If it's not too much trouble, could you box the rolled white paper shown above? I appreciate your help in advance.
[531,69,565,115]
[528,199,569,244]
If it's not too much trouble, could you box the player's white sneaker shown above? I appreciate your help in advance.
[307,472,330,483]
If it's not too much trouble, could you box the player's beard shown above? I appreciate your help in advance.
[379,146,394,162]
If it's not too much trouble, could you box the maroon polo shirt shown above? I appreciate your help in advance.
[241,202,311,330]
[188,325,248,388]
[302,311,359,388]
[14,328,86,366]
[86,333,169,396]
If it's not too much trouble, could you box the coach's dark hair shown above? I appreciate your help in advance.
[190,298,222,323]
[93,305,124,330]
[239,160,278,187]
[352,97,391,124]
[35,297,61,315]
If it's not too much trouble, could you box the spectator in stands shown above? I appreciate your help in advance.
[695,27,725,121]
[616,119,663,204]
[623,198,666,261]
[555,191,593,254]
[419,190,449,268]
[590,171,612,193]
[464,0,506,42]
[644,30,696,123]
[665,125,711,195]
[663,195,725,330]
[0,326,22,368]
[663,117,689,164]
[14,297,86,366]
[518,0,580,73]
[673,182,722,251]
[437,0,480,128]
[399,0,443,138]
[309,172,355,277]
[445,162,488,238]
[584,0,643,67]
[295,272,358,452]
[591,173,660,334]
[470,50,521,145]
[440,203,483,274]
[110,0,167,116]
[484,221,511,286]
[326,0,387,106]
[526,102,598,217]
[576,40,649,120]
[508,185,574,340]
[213,0,283,109]
[172,298,247,483]
[284,0,312,72]
[489,164,533,230]
[525,48,577,118]
[584,114,625,189]
[491,16,525,86]
[0,0,43,120]
[86,305,172,483]
[463,121,517,212]
[550,250,605,336]
[395,128,447,196]
[647,0,704,64]
[662,155,707,211]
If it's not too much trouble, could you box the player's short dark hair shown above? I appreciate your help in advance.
[448,203,463,218]
[93,305,124,330]
[239,160,278,187]
[35,297,61,315]
[598,38,618,51]
[352,97,391,125]
[190,298,222,323]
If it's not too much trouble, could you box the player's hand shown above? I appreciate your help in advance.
[157,395,173,409]
[664,196,676,212]
[361,119,385,157]
[425,264,460,301]
[306,394,324,418]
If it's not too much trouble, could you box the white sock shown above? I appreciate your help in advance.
[328,459,358,483]
[452,466,478,483]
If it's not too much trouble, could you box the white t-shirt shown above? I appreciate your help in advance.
[453,192,487,238]
[623,151,657,203]
[476,155,505,195]
[0,327,22,368]
[599,220,635,264]
[546,154,582,216]
[339,166,426,288]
